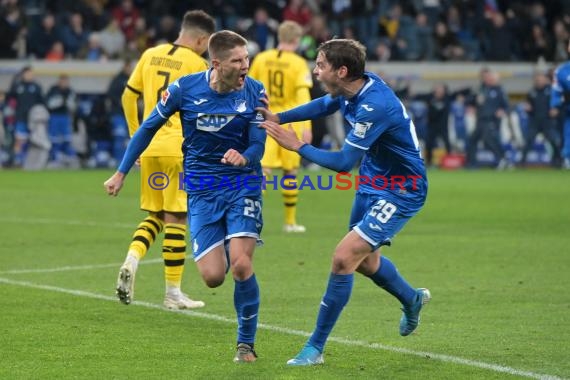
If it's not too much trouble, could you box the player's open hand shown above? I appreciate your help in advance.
[261,120,305,152]
[104,172,126,196]
[221,148,247,167]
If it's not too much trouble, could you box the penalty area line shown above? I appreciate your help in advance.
[0,258,163,275]
[0,277,562,380]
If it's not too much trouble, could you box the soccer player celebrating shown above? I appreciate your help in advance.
[259,39,431,366]
[115,10,215,309]
[249,20,313,233]
[105,30,266,363]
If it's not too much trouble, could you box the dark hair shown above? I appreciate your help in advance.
[182,10,216,35]
[208,30,248,60]
[317,39,366,81]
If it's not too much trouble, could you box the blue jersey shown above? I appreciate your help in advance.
[119,69,267,193]
[281,72,427,197]
[551,62,570,112]
[342,73,426,195]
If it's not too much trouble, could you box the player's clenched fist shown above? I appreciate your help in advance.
[104,172,126,196]
[221,148,248,167]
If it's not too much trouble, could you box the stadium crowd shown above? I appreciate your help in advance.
[1,0,570,169]
[3,0,570,62]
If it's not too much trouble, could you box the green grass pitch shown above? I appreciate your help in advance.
[1,169,569,379]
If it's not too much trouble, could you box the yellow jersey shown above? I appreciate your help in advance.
[249,49,313,114]
[125,43,208,157]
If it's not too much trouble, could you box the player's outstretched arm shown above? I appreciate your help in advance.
[278,95,340,124]
[261,120,304,151]
[262,120,363,173]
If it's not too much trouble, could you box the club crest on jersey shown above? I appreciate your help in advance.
[234,99,247,113]
[197,113,235,131]
[354,122,372,138]
[160,89,170,106]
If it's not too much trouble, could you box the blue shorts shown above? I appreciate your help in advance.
[110,114,128,138]
[48,114,72,142]
[349,191,425,251]
[15,121,29,138]
[188,187,263,261]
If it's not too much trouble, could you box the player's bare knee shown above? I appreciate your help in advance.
[201,270,225,288]
[331,255,352,273]
[230,257,252,279]
[203,275,224,288]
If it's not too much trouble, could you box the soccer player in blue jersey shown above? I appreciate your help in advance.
[550,40,570,169]
[259,38,431,366]
[104,30,266,363]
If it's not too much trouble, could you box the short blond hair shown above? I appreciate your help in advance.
[208,30,248,60]
[278,21,303,44]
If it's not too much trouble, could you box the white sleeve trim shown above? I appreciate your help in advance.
[155,106,168,119]
[345,138,369,150]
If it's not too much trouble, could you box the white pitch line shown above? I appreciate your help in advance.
[0,216,135,229]
[0,258,163,275]
[0,277,563,380]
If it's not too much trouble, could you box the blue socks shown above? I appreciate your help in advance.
[367,256,416,306]
[234,274,260,345]
[308,273,353,352]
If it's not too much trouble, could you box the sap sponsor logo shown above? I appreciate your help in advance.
[196,113,235,131]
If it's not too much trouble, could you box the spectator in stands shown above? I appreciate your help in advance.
[80,32,108,61]
[298,14,330,60]
[99,19,126,59]
[45,41,65,61]
[521,72,561,167]
[27,13,62,59]
[10,66,44,167]
[61,12,90,58]
[482,11,515,61]
[282,0,312,29]
[551,19,569,62]
[413,12,433,61]
[0,0,25,58]
[372,38,392,62]
[467,69,511,169]
[525,23,552,62]
[352,0,381,50]
[111,0,140,42]
[433,20,465,61]
[80,0,110,32]
[132,17,152,54]
[243,7,278,54]
[45,74,77,168]
[154,15,178,43]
